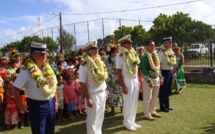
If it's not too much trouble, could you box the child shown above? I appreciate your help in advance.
[19,89,29,129]
[4,77,19,129]
[138,67,144,101]
[62,71,77,120]
[56,74,65,121]
[74,68,85,116]
[0,76,4,112]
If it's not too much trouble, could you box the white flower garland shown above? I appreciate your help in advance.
[83,53,108,85]
[160,45,176,66]
[119,47,140,78]
[26,58,57,96]
[143,49,160,71]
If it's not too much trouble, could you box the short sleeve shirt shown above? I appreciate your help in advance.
[13,69,55,100]
[158,50,173,70]
[79,64,107,93]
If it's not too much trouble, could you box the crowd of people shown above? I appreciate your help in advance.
[0,35,186,134]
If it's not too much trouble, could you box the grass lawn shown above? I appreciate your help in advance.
[1,83,215,134]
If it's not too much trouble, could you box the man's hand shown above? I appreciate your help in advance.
[55,101,58,112]
[86,98,93,108]
[160,77,164,86]
[148,83,153,88]
[122,85,128,94]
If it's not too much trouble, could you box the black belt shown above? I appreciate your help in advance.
[150,76,158,78]
[161,70,171,72]
[27,98,53,103]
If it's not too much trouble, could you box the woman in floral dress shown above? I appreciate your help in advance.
[105,43,123,113]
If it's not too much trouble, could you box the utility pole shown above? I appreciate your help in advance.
[59,12,63,50]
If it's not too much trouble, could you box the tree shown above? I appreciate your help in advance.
[56,28,76,51]
[149,13,171,45]
[0,35,58,54]
[131,25,148,46]
[114,25,133,41]
[18,35,42,52]
[114,25,148,46]
[42,36,58,52]
[149,12,215,45]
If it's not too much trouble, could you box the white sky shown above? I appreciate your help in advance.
[0,0,215,48]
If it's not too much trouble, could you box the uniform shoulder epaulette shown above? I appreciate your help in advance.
[82,61,87,66]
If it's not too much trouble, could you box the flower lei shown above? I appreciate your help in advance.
[160,44,176,66]
[143,49,160,71]
[83,53,108,85]
[119,47,140,78]
[26,58,57,96]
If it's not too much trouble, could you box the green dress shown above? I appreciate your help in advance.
[105,56,123,107]
[173,56,186,89]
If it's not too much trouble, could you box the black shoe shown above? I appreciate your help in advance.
[160,109,169,112]
[168,108,173,110]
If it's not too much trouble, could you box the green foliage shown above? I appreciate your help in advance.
[114,25,133,41]
[149,12,214,45]
[43,36,58,52]
[131,25,148,46]
[0,35,58,54]
[114,25,149,46]
[56,28,76,51]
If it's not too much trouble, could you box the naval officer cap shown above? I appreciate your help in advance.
[31,42,47,53]
[136,46,144,50]
[118,34,133,44]
[163,36,172,42]
[83,40,98,51]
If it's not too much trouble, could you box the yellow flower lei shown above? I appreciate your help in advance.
[83,53,108,85]
[26,58,57,96]
[160,45,176,66]
[143,49,160,71]
[119,47,140,78]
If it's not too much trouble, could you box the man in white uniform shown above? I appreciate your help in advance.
[79,40,108,134]
[12,42,58,134]
[116,35,141,131]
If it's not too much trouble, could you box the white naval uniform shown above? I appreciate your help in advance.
[79,64,107,134]
[115,55,139,128]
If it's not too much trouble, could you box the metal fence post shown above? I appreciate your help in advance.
[102,18,104,39]
[210,41,213,66]
[87,21,89,42]
[74,24,76,50]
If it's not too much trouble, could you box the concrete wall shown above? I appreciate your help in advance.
[185,72,215,83]
[184,66,215,83]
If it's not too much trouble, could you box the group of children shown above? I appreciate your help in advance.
[0,50,87,130]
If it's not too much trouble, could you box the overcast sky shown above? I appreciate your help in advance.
[0,0,214,48]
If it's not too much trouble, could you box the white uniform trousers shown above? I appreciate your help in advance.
[122,77,139,127]
[86,90,106,134]
[143,77,160,117]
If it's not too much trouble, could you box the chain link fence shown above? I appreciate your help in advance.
[1,17,214,67]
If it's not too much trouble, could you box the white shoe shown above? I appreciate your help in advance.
[125,126,136,131]
[133,123,141,128]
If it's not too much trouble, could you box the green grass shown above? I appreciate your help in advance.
[1,83,215,134]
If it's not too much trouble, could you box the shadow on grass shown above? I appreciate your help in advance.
[55,110,145,134]
[200,123,215,134]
